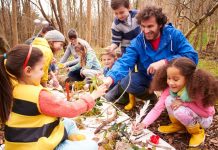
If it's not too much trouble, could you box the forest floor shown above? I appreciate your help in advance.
[120,100,218,150]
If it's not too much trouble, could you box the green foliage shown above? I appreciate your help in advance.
[198,59,218,77]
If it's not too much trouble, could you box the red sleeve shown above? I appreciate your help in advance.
[38,90,95,118]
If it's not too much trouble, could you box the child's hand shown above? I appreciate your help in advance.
[171,98,183,110]
[90,85,107,100]
[132,122,146,135]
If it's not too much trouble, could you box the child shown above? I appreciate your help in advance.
[0,44,107,150]
[100,50,116,76]
[32,30,65,88]
[67,42,102,80]
[105,0,141,54]
[133,57,218,147]
[60,28,93,68]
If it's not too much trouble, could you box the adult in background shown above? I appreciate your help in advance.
[103,6,198,107]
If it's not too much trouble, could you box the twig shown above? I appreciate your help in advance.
[94,109,118,134]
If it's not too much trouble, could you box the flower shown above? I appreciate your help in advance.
[150,135,160,144]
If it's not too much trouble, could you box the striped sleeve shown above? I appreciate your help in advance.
[111,22,122,46]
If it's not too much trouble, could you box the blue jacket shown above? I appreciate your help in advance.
[106,24,198,84]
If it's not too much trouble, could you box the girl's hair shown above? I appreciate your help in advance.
[150,57,218,107]
[75,42,87,67]
[100,50,116,61]
[67,28,78,39]
[0,44,43,124]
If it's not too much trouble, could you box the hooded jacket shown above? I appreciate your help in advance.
[107,23,198,84]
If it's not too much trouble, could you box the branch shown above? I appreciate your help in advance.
[94,109,117,134]
[50,0,61,31]
[185,2,218,38]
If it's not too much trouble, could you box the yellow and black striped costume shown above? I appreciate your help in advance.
[5,84,67,150]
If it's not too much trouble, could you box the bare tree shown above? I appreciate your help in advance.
[12,0,18,46]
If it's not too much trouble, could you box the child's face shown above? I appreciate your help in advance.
[28,57,44,86]
[101,55,115,69]
[167,66,186,93]
[51,41,64,53]
[70,38,77,46]
[114,6,130,21]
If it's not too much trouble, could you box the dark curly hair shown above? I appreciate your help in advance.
[150,57,218,107]
[136,6,167,28]
[111,0,130,10]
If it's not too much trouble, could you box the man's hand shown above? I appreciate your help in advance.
[147,59,167,75]
[102,77,113,89]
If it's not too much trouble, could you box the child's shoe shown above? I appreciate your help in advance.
[124,93,135,111]
[158,115,186,133]
[186,123,205,147]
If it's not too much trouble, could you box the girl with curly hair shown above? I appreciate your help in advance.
[134,57,218,147]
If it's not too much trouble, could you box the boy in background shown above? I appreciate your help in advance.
[106,0,141,54]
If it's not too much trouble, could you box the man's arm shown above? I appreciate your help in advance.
[106,39,139,84]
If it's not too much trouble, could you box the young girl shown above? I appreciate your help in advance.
[100,50,116,76]
[66,42,102,80]
[133,57,218,147]
[0,44,107,150]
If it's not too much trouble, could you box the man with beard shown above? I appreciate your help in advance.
[103,6,198,109]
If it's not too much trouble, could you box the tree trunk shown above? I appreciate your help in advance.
[12,0,18,46]
[1,0,7,36]
[86,0,92,43]
[79,0,83,37]
[57,0,64,34]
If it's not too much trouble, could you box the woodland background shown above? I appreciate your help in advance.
[0,0,218,54]
[0,1,218,149]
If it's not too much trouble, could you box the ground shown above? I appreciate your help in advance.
[121,100,218,150]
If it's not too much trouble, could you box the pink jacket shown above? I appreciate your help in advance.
[142,88,215,128]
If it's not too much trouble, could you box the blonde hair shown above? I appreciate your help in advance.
[100,50,116,61]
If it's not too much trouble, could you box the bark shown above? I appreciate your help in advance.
[86,0,92,43]
[12,0,18,46]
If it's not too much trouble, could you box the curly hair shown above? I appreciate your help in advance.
[136,6,167,27]
[150,57,218,107]
[111,0,130,10]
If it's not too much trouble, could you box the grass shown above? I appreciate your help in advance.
[198,59,218,77]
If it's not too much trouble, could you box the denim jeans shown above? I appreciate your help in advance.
[55,118,98,150]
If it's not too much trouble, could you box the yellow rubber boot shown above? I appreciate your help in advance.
[124,93,135,111]
[186,123,205,147]
[68,133,86,141]
[158,115,186,133]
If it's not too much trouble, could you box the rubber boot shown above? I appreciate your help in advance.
[124,93,136,111]
[68,133,86,141]
[158,115,186,133]
[186,123,205,147]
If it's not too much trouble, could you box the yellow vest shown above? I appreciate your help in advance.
[5,84,67,150]
[32,37,53,83]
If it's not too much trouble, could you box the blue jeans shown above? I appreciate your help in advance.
[105,72,153,101]
[55,118,98,150]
